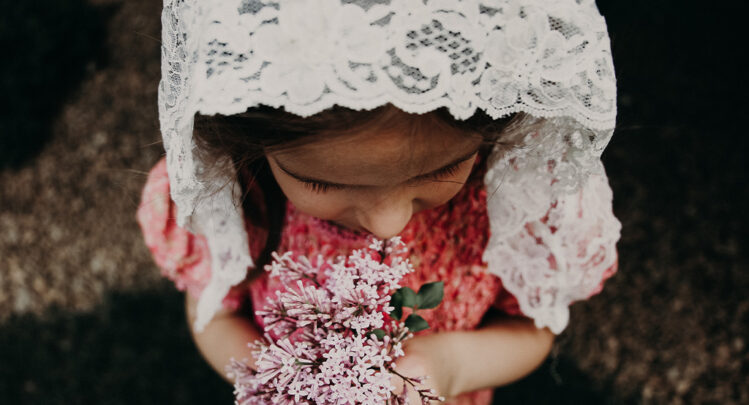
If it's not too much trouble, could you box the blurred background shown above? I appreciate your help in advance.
[0,0,746,404]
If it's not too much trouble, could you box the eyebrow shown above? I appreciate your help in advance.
[275,146,481,188]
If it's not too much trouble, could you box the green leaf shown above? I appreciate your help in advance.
[370,329,386,340]
[390,305,403,321]
[390,290,404,320]
[416,281,444,309]
[405,314,429,332]
[399,287,418,308]
[390,287,417,320]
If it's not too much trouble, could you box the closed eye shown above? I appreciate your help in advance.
[275,146,480,194]
[300,157,470,193]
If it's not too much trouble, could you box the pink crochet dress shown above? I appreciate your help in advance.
[136,156,617,405]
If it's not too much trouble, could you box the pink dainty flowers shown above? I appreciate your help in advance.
[227,237,444,404]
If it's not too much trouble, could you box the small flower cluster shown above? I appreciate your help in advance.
[227,238,443,404]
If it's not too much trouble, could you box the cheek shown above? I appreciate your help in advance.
[414,180,467,209]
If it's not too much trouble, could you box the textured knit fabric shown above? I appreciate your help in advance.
[136,155,617,405]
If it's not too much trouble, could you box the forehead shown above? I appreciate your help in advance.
[272,119,482,186]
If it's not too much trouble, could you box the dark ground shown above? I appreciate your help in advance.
[0,0,746,404]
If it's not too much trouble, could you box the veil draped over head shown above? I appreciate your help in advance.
[158,0,621,333]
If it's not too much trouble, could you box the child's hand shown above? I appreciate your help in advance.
[390,334,455,403]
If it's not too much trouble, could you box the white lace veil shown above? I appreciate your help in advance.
[158,0,620,333]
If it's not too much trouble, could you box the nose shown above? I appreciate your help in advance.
[356,192,414,240]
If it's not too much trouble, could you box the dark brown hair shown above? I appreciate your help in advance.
[193,103,521,271]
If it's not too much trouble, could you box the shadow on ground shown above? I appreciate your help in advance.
[0,288,233,405]
[0,0,113,170]
[493,355,637,405]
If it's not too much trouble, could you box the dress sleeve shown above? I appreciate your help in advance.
[136,158,267,311]
[484,168,622,334]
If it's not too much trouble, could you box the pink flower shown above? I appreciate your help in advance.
[228,238,440,404]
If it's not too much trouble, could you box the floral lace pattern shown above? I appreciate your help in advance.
[156,0,618,332]
[483,116,621,334]
[193,0,616,126]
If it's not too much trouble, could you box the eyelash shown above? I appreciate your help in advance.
[302,181,344,193]
[300,160,465,193]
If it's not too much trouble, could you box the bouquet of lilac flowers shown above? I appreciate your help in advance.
[227,237,445,405]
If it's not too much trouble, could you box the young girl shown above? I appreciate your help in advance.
[137,0,621,403]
